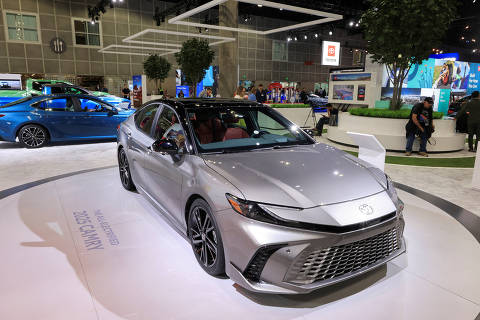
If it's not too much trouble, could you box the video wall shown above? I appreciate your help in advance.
[381,59,480,114]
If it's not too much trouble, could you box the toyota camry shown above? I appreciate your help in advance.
[116,98,405,294]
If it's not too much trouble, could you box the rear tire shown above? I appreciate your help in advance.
[118,148,136,191]
[188,199,225,276]
[18,124,48,148]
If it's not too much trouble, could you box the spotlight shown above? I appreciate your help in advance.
[112,0,116,2]
[473,39,476,42]
[294,36,298,41]
[304,35,307,39]
[329,30,333,36]
[461,36,465,40]
[355,23,359,27]
[349,48,353,53]
[473,49,477,53]
[91,20,95,25]
[315,33,318,38]
[349,21,354,27]
[258,4,262,7]
[466,25,470,29]
[279,8,283,10]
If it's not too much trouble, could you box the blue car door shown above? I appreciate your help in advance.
[41,97,91,138]
[77,97,123,137]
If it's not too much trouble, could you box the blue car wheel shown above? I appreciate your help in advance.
[18,124,49,148]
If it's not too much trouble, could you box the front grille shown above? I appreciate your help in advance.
[288,227,401,285]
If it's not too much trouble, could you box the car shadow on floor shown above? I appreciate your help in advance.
[0,139,116,149]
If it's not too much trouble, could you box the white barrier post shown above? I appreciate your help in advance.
[473,148,480,190]
[347,132,386,171]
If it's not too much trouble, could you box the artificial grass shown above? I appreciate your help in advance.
[349,108,444,120]
[270,104,309,108]
[345,151,476,168]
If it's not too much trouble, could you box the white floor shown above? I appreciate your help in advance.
[0,168,479,320]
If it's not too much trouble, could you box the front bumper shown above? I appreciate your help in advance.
[216,208,405,294]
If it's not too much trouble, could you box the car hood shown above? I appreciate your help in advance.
[203,144,385,208]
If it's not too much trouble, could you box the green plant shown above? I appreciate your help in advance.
[270,104,310,108]
[175,39,215,96]
[349,108,443,119]
[362,0,457,110]
[143,54,172,94]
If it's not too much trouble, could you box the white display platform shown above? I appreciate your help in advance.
[0,168,479,320]
[328,113,466,152]
[347,132,386,171]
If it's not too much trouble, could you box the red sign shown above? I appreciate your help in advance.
[328,45,336,56]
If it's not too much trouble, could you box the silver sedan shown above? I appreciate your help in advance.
[116,98,405,294]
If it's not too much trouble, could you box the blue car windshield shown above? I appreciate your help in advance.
[186,107,313,153]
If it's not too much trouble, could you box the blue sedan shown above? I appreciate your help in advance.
[0,94,135,148]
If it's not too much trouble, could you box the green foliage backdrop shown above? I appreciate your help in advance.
[175,39,215,96]
[362,0,458,109]
[143,54,172,94]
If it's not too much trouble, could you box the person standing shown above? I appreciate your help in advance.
[121,84,130,99]
[405,97,435,157]
[248,87,257,101]
[256,84,267,103]
[457,90,480,152]
[300,88,307,103]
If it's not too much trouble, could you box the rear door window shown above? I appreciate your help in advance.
[135,104,161,136]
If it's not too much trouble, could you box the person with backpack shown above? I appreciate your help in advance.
[457,91,480,152]
[405,97,435,157]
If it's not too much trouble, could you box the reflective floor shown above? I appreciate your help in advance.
[0,167,478,320]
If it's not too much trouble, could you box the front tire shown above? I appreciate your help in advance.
[118,148,136,191]
[188,199,225,276]
[18,124,48,148]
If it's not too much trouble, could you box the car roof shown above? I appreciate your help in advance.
[148,98,264,112]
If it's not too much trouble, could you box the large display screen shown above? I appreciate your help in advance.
[331,73,371,81]
[333,85,354,100]
[0,79,21,90]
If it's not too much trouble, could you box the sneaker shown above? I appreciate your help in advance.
[419,152,428,157]
[405,152,412,156]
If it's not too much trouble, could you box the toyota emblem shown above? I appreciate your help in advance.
[359,204,374,215]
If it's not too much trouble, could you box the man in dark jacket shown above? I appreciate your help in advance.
[457,90,480,152]
[405,97,434,157]
[255,84,267,103]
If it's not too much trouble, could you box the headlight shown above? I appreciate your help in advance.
[225,194,280,225]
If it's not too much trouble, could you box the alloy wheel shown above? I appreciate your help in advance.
[20,126,46,148]
[190,207,218,268]
[119,150,130,187]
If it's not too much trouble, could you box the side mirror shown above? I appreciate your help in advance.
[152,138,179,154]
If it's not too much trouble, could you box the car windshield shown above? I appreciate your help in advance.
[186,106,313,153]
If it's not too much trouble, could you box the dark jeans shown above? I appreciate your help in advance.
[406,131,427,153]
[316,117,329,135]
[468,122,480,150]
